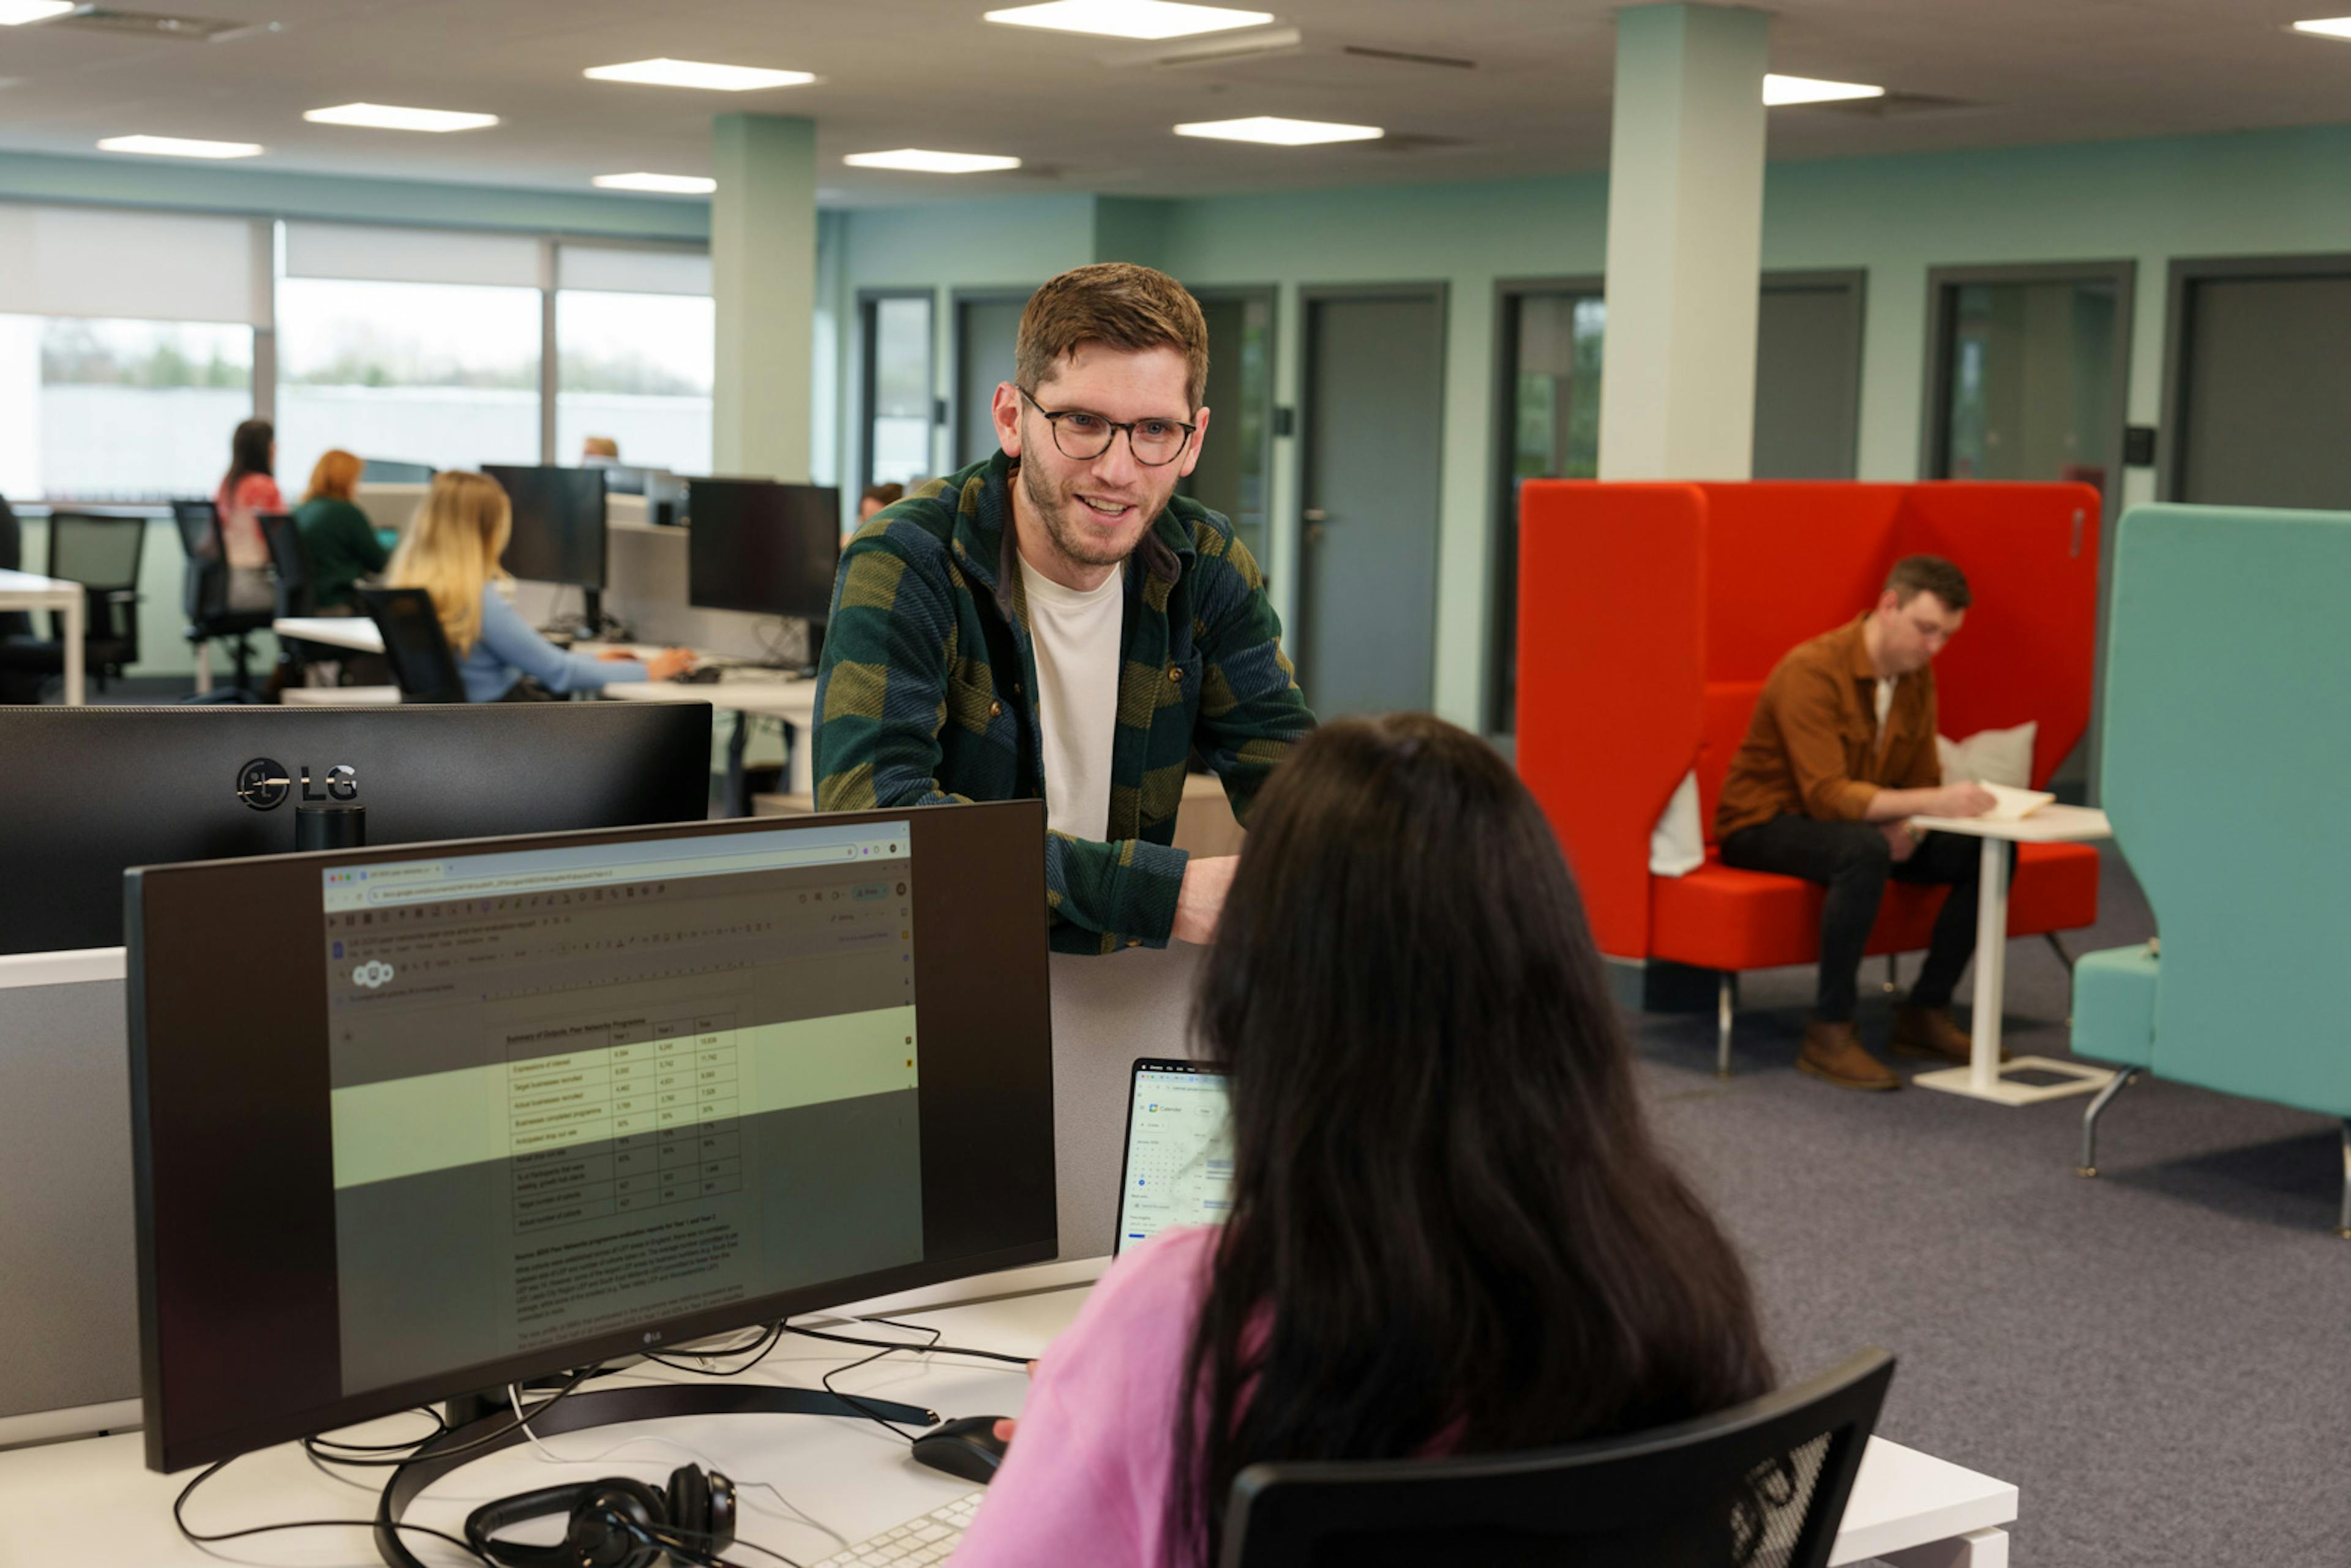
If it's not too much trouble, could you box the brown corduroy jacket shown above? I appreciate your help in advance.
[1713,614,1941,839]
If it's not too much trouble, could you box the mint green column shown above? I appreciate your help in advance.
[1596,4,1769,481]
[711,114,817,479]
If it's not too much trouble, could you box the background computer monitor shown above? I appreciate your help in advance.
[361,458,435,484]
[127,800,1056,1473]
[0,703,713,955]
[687,478,841,620]
[486,464,607,591]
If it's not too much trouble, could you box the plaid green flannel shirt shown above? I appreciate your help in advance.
[814,451,1315,955]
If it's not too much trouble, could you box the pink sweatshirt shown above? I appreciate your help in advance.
[950,1226,1217,1568]
[214,472,283,570]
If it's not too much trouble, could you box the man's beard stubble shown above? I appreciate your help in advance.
[1019,454,1155,571]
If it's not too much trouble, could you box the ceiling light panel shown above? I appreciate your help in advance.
[2291,17,2351,39]
[583,58,814,91]
[304,103,499,133]
[1763,73,1886,107]
[843,149,1022,173]
[1173,116,1383,146]
[98,134,263,159]
[593,173,718,194]
[0,1,71,24]
[984,0,1273,40]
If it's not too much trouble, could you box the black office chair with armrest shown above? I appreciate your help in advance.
[0,511,146,696]
[1220,1349,1894,1568]
[169,498,274,696]
[259,511,320,690]
[359,587,467,703]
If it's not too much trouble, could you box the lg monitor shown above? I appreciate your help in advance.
[486,465,609,628]
[687,479,841,621]
[127,800,1056,1474]
[0,703,713,956]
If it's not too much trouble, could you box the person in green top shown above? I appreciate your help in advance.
[291,448,390,612]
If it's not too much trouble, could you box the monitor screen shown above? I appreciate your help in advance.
[687,479,841,619]
[361,458,435,484]
[1115,1060,1233,1255]
[127,801,1056,1473]
[487,465,607,589]
[0,703,713,956]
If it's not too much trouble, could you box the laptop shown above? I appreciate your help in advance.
[1114,1057,1234,1255]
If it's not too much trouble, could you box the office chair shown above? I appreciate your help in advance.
[0,511,146,696]
[169,499,276,696]
[258,511,320,691]
[0,493,34,703]
[1219,1349,1894,1568]
[359,587,467,703]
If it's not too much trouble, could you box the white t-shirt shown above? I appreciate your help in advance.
[1016,555,1125,842]
[1874,675,1897,755]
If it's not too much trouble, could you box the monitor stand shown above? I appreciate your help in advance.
[374,1382,939,1567]
[576,587,606,640]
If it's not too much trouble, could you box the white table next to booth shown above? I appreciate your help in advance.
[0,1256,2019,1567]
[1905,803,2116,1108]
[0,567,85,705]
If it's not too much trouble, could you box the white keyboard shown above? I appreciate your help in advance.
[810,1490,983,1566]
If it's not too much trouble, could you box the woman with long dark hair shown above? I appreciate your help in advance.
[212,416,282,611]
[951,713,1774,1568]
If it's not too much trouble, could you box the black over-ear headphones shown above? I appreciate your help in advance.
[463,1463,737,1568]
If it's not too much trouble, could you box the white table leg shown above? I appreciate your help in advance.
[60,591,84,706]
[1883,1526,2009,1567]
[1968,832,2008,1093]
[193,640,211,697]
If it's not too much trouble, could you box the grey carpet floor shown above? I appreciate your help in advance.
[1630,845,2351,1567]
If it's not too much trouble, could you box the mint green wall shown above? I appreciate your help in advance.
[831,123,2351,729]
[0,151,709,239]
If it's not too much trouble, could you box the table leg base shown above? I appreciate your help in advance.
[1881,1526,2009,1568]
[1913,1055,2116,1106]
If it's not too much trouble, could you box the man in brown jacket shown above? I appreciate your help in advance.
[1714,556,1999,1090]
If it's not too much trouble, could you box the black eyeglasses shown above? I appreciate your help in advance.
[1018,386,1196,467]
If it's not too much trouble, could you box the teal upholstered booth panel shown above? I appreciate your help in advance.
[2088,503,2351,1119]
[2072,945,2157,1069]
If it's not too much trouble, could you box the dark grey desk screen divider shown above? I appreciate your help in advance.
[0,703,714,956]
[127,801,1056,1473]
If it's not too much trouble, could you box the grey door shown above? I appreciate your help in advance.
[955,295,1027,470]
[1300,289,1444,718]
[1753,273,1864,479]
[2171,267,2351,508]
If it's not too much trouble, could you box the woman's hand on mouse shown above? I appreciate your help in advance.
[989,1362,1038,1447]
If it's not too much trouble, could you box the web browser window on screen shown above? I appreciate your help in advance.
[318,822,916,1395]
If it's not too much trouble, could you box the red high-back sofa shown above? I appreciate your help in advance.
[1517,480,2104,1068]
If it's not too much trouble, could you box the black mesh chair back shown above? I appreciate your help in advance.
[1220,1349,1895,1568]
[259,512,314,619]
[359,587,467,703]
[0,512,147,688]
[170,500,225,621]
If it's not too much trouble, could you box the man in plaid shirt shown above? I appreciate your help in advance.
[815,264,1316,955]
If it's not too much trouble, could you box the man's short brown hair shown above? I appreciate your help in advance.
[1015,263,1210,412]
[1885,555,1971,610]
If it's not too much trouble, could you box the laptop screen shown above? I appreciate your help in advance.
[1114,1059,1234,1255]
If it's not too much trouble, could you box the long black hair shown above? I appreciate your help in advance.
[1171,713,1774,1565]
[222,417,274,495]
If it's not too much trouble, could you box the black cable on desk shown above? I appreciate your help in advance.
[173,1452,497,1564]
[787,1321,1033,1367]
[301,1364,601,1469]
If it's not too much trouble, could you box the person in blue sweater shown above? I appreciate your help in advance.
[386,470,691,702]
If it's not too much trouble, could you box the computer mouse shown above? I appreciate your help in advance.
[675,664,724,685]
[909,1415,1011,1484]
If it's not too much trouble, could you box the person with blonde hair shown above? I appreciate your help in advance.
[387,470,691,702]
[291,448,389,613]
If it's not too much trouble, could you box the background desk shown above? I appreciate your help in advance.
[0,1258,2018,1566]
[0,567,85,703]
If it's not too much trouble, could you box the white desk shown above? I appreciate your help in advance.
[603,669,819,817]
[1905,804,2115,1107]
[0,1258,2017,1567]
[0,567,85,704]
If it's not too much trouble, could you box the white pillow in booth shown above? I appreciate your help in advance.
[1937,720,2037,789]
[1649,770,1706,877]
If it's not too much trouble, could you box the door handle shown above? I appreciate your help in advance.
[1302,508,1328,522]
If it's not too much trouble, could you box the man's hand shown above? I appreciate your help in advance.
[640,648,695,681]
[1880,821,1921,863]
[1932,782,1997,819]
[1172,855,1240,946]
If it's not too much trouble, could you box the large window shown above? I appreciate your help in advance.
[277,277,543,486]
[0,317,252,501]
[557,290,714,475]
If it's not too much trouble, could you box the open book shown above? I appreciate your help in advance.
[1980,781,2057,822]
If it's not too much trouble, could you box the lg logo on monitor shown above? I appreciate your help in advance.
[237,759,358,810]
